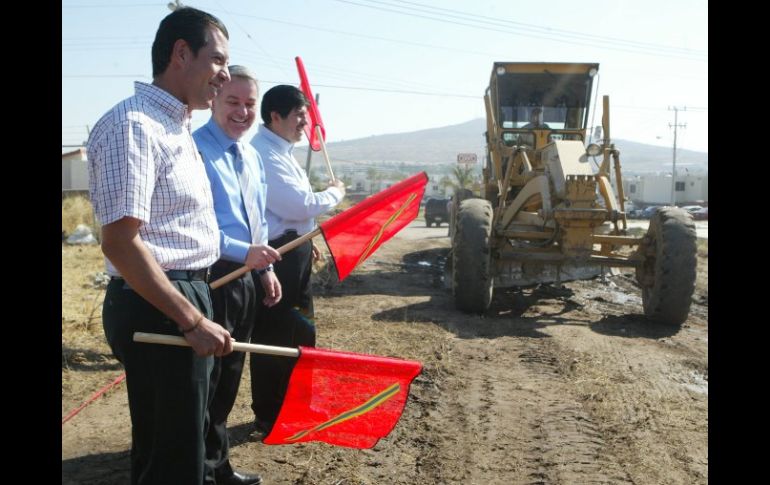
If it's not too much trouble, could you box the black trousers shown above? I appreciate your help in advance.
[204,260,259,482]
[250,231,317,423]
[102,277,213,485]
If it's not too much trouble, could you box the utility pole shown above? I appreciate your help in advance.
[668,106,687,206]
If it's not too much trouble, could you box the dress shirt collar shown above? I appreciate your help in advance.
[257,123,294,156]
[135,81,191,124]
[201,117,239,153]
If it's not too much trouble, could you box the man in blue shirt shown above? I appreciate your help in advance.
[248,85,345,437]
[194,65,280,485]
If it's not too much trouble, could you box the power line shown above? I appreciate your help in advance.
[256,80,479,99]
[63,45,149,51]
[61,72,709,109]
[62,35,148,41]
[62,40,149,46]
[61,73,479,98]
[331,0,706,61]
[211,0,291,78]
[63,3,159,8]
[228,47,440,92]
[378,0,705,55]
[615,104,708,112]
[63,74,149,78]
[303,83,476,99]
[220,11,502,59]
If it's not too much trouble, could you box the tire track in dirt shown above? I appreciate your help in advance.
[552,314,708,484]
[416,335,633,484]
[527,271,708,484]
[516,340,633,484]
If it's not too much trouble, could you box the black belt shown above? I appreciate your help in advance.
[164,268,210,282]
[211,259,247,279]
[111,268,211,283]
[269,230,300,246]
[212,260,244,271]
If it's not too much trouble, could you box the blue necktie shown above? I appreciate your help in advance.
[233,142,261,244]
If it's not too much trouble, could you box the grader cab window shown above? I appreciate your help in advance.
[495,69,594,131]
[501,105,585,130]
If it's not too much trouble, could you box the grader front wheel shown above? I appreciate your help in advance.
[635,207,697,325]
[452,199,494,313]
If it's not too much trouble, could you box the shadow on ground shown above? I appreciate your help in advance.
[62,450,130,485]
[589,314,681,339]
[314,247,449,298]
[358,248,682,340]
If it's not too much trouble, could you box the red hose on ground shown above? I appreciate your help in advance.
[62,372,126,425]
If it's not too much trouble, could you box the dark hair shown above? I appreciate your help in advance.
[260,85,309,126]
[151,7,229,77]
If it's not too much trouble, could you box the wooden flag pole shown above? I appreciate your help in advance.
[134,332,299,357]
[305,93,319,174]
[316,124,336,183]
[209,227,322,289]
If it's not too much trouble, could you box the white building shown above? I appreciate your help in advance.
[342,169,448,199]
[424,175,446,198]
[62,147,89,193]
[621,173,708,205]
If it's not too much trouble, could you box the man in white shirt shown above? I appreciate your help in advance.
[87,7,232,484]
[248,84,345,436]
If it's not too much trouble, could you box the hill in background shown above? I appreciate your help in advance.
[296,118,707,174]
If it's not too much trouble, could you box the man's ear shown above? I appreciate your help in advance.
[269,111,281,125]
[170,39,190,68]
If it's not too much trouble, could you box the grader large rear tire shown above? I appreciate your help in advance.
[452,199,494,313]
[636,207,697,325]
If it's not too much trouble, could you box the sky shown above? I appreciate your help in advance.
[62,0,708,154]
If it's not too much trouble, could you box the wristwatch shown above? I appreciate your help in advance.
[256,264,274,276]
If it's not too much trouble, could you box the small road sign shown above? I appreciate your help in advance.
[457,153,477,164]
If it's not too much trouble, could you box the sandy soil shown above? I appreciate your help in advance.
[62,220,708,484]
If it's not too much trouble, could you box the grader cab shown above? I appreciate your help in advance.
[449,62,697,325]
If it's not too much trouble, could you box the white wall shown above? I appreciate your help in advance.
[424,176,446,198]
[623,174,708,205]
[62,159,89,191]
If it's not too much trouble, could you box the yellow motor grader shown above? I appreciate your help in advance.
[449,62,696,325]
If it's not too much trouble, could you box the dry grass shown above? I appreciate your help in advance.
[62,244,111,369]
[62,194,99,237]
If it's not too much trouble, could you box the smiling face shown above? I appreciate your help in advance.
[183,25,230,110]
[212,76,258,140]
[270,105,309,144]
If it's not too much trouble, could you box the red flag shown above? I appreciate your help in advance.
[295,56,325,151]
[264,346,422,448]
[321,172,428,281]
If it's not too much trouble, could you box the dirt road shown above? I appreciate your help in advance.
[62,220,708,484]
